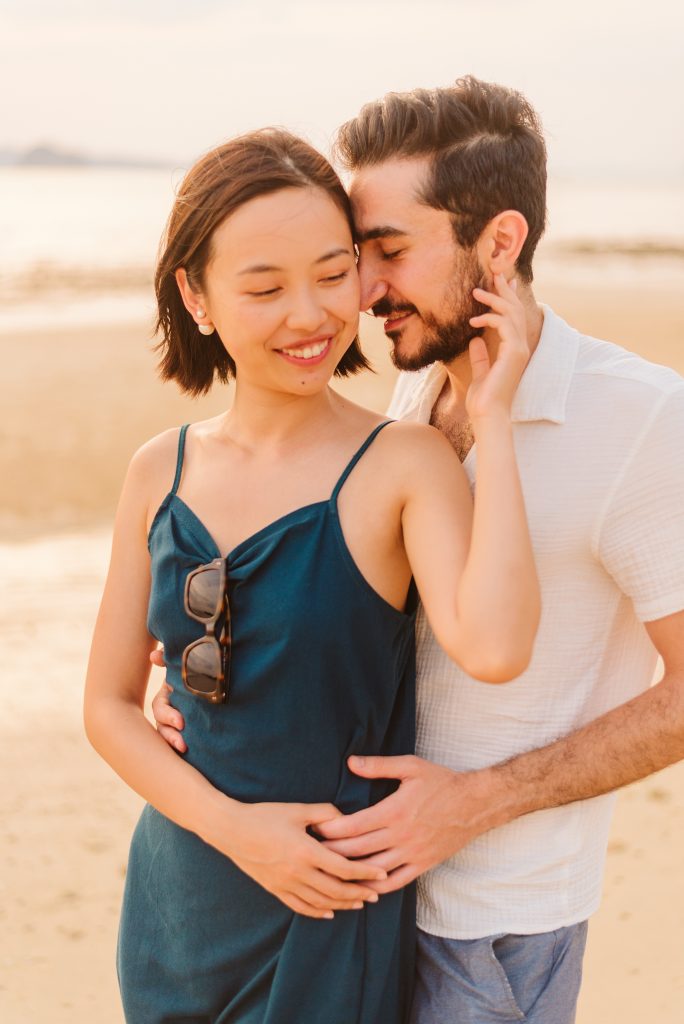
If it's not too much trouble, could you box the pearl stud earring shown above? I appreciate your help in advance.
[195,308,216,336]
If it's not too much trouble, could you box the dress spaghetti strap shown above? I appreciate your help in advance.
[171,424,190,496]
[330,421,393,503]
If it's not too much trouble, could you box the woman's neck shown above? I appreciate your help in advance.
[217,379,342,453]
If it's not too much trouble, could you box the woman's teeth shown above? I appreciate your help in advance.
[280,340,329,360]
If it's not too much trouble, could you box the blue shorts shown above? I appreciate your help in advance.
[410,921,588,1023]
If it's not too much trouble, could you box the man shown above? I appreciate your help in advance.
[154,78,684,1023]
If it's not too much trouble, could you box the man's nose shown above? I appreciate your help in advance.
[358,263,388,313]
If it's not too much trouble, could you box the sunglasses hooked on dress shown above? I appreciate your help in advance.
[182,558,231,703]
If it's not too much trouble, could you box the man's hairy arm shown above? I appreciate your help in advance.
[316,609,684,893]
[490,611,684,813]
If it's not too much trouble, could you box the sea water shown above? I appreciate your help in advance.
[0,166,683,332]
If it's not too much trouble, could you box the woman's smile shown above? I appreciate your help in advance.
[275,334,334,366]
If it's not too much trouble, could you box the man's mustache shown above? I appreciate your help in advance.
[371,299,419,319]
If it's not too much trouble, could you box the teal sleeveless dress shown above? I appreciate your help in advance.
[117,421,417,1023]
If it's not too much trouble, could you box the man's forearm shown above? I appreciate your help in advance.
[265,660,684,892]
[475,671,684,833]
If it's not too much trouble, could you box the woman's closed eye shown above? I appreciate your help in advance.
[247,286,281,297]
[247,270,349,297]
[381,249,405,261]
[320,270,350,285]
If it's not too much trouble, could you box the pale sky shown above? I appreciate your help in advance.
[2,0,683,181]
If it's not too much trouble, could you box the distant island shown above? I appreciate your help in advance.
[0,144,178,169]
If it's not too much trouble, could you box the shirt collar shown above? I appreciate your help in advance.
[398,304,580,426]
[511,305,580,424]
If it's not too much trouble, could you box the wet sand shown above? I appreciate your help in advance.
[1,280,684,1022]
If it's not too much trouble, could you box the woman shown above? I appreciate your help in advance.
[84,128,539,1024]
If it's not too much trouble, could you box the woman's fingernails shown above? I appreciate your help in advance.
[324,911,334,920]
[367,893,379,903]
[353,901,364,910]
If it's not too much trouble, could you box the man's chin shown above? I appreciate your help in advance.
[391,330,472,371]
[386,310,474,370]
[390,344,438,372]
[386,323,428,372]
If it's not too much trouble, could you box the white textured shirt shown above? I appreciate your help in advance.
[388,305,684,938]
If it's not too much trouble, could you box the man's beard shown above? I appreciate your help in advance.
[373,252,488,371]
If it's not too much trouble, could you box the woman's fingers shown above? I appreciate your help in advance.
[468,336,491,383]
[472,274,516,310]
[149,647,167,668]
[156,724,187,754]
[150,681,171,709]
[299,802,343,825]
[151,682,186,752]
[494,272,517,295]
[281,893,335,920]
[151,685,185,732]
[305,869,381,904]
[229,802,388,917]
[469,313,504,331]
[296,881,365,912]
[472,289,509,316]
[492,272,518,298]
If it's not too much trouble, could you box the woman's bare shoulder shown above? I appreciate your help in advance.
[121,426,188,531]
[333,397,444,446]
[128,425,184,484]
[379,419,458,462]
[357,419,465,505]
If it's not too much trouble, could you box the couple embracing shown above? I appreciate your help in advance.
[85,76,684,1024]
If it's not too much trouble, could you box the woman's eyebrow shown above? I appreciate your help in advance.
[315,247,353,264]
[238,248,352,275]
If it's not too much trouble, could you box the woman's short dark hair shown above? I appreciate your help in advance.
[335,76,547,283]
[155,128,369,395]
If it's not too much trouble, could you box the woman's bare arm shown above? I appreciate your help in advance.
[400,276,540,681]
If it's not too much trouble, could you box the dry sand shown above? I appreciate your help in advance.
[1,280,684,1022]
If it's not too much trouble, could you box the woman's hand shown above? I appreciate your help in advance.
[149,650,385,919]
[466,274,529,423]
[149,648,187,754]
[210,799,387,920]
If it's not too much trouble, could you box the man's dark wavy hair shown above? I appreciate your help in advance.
[335,76,547,283]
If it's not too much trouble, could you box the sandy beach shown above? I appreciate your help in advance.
[2,279,684,1022]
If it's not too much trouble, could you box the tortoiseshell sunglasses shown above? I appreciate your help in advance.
[181,558,231,704]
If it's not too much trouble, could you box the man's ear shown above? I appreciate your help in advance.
[476,210,529,280]
[175,267,209,320]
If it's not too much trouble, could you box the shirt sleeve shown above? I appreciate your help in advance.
[597,385,684,621]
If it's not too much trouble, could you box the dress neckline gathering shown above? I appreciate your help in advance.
[162,492,331,563]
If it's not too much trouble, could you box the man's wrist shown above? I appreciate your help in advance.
[446,763,530,839]
[487,758,545,820]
